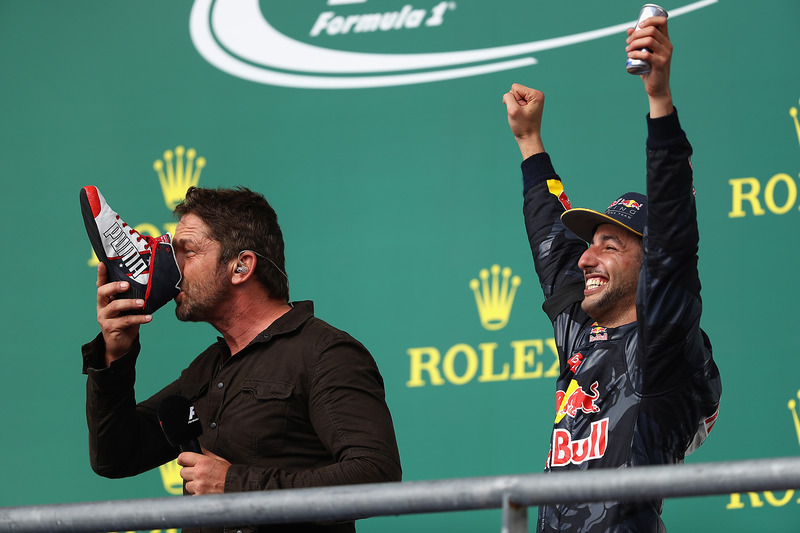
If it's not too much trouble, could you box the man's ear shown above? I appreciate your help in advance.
[232,251,256,283]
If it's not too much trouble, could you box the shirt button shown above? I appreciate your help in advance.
[263,334,270,340]
[217,382,224,389]
[210,422,217,429]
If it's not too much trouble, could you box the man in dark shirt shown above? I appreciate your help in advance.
[83,186,401,533]
[501,16,721,532]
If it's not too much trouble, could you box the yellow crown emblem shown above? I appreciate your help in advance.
[790,100,800,149]
[469,265,521,331]
[788,389,800,448]
[153,145,206,210]
[158,459,184,495]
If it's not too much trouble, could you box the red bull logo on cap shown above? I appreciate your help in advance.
[610,197,643,210]
[621,199,642,209]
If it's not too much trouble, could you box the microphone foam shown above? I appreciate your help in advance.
[157,394,202,448]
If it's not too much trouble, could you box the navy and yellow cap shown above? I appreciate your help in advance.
[560,192,647,243]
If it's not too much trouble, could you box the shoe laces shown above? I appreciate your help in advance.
[115,214,159,304]
[116,215,158,250]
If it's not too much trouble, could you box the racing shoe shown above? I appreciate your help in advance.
[80,185,181,315]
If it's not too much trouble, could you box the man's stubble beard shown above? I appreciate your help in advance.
[175,265,230,323]
[581,275,638,324]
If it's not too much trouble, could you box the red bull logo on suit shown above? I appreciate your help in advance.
[556,381,601,419]
[589,326,608,342]
[551,380,607,466]
[551,418,609,467]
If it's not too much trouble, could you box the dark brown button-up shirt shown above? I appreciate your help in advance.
[83,301,401,532]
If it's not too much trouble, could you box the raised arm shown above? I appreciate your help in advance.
[626,15,673,118]
[502,84,546,159]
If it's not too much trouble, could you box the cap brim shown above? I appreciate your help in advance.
[560,208,643,243]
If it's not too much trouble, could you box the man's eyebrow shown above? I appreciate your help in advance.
[594,233,624,245]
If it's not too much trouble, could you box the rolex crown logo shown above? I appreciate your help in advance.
[153,145,206,210]
[158,459,184,495]
[788,389,800,448]
[790,100,800,149]
[470,264,521,331]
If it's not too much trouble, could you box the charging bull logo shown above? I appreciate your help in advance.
[549,379,608,467]
[610,198,643,210]
[556,380,601,422]
[589,325,608,342]
[621,199,642,209]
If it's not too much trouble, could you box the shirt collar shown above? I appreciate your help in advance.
[588,321,636,342]
[214,300,316,350]
[262,300,314,337]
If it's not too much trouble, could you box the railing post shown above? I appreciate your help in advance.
[501,492,528,533]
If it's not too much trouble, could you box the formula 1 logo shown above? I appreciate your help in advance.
[189,0,717,89]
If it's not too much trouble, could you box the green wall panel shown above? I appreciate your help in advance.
[2,1,799,531]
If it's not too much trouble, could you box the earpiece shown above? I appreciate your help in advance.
[235,262,248,274]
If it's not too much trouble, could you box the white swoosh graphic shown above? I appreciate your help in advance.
[190,0,717,89]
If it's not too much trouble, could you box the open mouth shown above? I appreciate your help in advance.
[585,278,608,292]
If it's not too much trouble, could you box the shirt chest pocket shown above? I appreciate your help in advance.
[233,379,294,454]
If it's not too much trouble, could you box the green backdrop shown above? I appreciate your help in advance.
[2,0,799,531]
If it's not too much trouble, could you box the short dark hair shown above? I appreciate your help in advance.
[174,186,289,300]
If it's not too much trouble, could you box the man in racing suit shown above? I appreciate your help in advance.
[502,16,721,532]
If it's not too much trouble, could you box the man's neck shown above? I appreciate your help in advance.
[213,294,291,355]
[592,307,637,329]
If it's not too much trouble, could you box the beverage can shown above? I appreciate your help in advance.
[626,4,669,75]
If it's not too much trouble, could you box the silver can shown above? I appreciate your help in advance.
[626,4,668,75]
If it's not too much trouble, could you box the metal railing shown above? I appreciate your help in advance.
[2,457,799,533]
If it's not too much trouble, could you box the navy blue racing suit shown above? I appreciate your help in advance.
[521,110,722,532]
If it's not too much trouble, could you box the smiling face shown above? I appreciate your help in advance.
[172,213,231,323]
[577,223,643,327]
